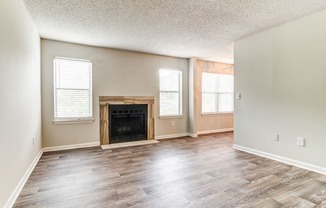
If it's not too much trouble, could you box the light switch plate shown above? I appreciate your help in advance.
[236,93,241,100]
[297,137,305,147]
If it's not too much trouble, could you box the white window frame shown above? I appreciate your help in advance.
[159,68,183,117]
[53,57,93,124]
[202,72,234,114]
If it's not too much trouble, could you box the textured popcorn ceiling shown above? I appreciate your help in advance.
[23,0,326,63]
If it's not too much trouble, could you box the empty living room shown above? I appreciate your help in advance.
[2,0,326,207]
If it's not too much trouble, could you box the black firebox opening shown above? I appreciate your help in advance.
[109,104,147,144]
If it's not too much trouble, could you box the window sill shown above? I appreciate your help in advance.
[159,115,184,119]
[53,118,94,125]
[201,112,233,117]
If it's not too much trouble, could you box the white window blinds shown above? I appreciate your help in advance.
[54,57,92,120]
[159,69,182,116]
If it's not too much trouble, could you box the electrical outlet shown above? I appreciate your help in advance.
[273,134,279,141]
[171,121,175,126]
[297,137,305,147]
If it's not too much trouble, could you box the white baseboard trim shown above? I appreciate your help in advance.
[42,142,100,152]
[155,133,191,140]
[5,141,100,207]
[197,128,234,135]
[233,144,326,175]
[4,149,43,208]
[188,133,198,138]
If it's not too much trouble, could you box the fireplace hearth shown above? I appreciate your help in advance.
[109,104,147,144]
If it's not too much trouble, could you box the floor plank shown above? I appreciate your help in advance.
[13,133,326,207]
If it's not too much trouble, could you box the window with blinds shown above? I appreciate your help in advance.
[53,57,92,121]
[202,72,234,113]
[159,69,182,116]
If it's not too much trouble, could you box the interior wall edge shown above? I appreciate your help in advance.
[4,149,43,208]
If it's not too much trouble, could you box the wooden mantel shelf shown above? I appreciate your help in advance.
[100,96,154,105]
[99,96,155,145]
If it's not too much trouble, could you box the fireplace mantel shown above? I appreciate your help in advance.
[99,96,155,145]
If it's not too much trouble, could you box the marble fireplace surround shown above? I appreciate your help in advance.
[99,96,155,145]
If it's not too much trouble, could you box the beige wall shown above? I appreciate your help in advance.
[234,9,326,168]
[41,40,189,147]
[0,0,41,207]
[193,59,234,133]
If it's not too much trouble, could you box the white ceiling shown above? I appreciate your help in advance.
[23,0,326,63]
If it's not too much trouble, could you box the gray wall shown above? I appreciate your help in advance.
[41,40,189,147]
[0,0,41,206]
[234,9,326,168]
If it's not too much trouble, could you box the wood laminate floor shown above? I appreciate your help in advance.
[14,133,326,208]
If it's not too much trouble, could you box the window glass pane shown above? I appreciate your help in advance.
[202,72,234,113]
[202,73,217,92]
[160,92,179,116]
[202,93,217,113]
[216,74,233,93]
[55,89,91,118]
[217,93,234,112]
[159,69,180,91]
[159,68,182,116]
